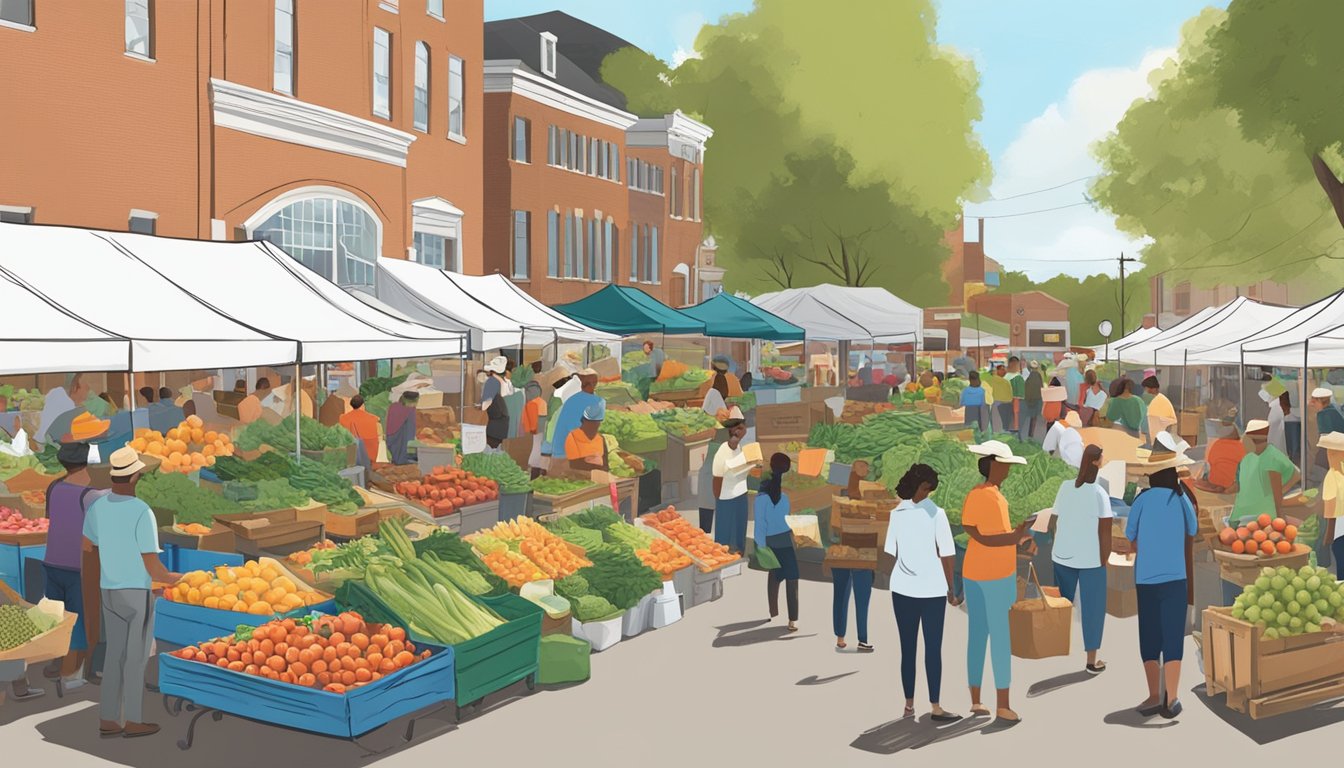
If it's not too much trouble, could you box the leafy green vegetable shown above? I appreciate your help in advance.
[412,529,509,595]
[236,414,353,452]
[239,478,312,511]
[600,410,664,445]
[530,476,595,496]
[135,471,242,526]
[576,547,661,610]
[649,368,712,393]
[569,505,622,531]
[603,522,654,550]
[555,574,590,600]
[573,594,621,622]
[359,374,409,400]
[461,452,531,494]
[650,408,719,437]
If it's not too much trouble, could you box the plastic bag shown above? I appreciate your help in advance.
[752,543,781,571]
[0,428,31,457]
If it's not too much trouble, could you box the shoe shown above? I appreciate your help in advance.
[857,643,874,653]
[99,721,123,737]
[1086,661,1107,674]
[61,675,87,692]
[42,660,61,679]
[10,687,45,702]
[1135,701,1162,717]
[931,711,963,723]
[1160,698,1183,719]
[122,722,160,738]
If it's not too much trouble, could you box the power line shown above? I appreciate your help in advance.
[981,175,1096,203]
[973,201,1092,219]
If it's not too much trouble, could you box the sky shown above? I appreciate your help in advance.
[485,0,1228,281]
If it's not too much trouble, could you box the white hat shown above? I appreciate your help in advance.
[1313,387,1334,400]
[1153,430,1190,455]
[1028,360,1040,370]
[1320,432,1344,451]
[1246,419,1270,435]
[484,356,508,374]
[967,439,1027,465]
[1063,411,1082,428]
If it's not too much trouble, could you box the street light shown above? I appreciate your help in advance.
[1098,319,1114,366]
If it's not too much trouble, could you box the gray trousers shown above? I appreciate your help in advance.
[100,589,153,724]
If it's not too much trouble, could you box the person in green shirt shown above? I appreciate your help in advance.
[1228,419,1302,525]
[1103,378,1147,438]
[1006,357,1025,432]
[988,365,1014,433]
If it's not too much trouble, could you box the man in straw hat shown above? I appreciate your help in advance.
[1228,419,1301,527]
[711,406,756,554]
[961,439,1032,724]
[82,445,180,738]
[1317,432,1344,574]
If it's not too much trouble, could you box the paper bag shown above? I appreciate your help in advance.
[1009,563,1072,659]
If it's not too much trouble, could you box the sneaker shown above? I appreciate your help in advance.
[61,675,87,692]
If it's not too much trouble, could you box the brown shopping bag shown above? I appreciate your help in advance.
[1009,563,1072,659]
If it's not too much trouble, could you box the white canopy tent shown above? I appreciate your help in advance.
[376,258,615,352]
[0,223,298,371]
[1091,325,1161,360]
[751,285,924,343]
[1150,299,1296,366]
[122,236,466,364]
[1112,301,1240,365]
[0,271,130,374]
[1236,289,1344,368]
[961,328,1009,349]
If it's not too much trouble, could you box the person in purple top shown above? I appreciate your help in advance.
[41,442,110,689]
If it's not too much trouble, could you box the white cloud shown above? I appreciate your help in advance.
[670,11,705,67]
[671,47,700,67]
[964,48,1175,280]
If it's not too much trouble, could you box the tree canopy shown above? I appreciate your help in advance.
[601,0,990,300]
[1092,5,1344,290]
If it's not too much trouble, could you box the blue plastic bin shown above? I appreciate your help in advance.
[159,637,454,738]
[156,598,337,647]
[0,542,45,596]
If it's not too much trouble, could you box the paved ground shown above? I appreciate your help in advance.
[3,557,1344,766]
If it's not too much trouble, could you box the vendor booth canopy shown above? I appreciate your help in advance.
[679,292,804,341]
[376,258,615,351]
[0,223,298,371]
[0,270,129,374]
[1091,325,1160,360]
[552,284,706,336]
[1238,288,1344,367]
[1132,297,1296,367]
[750,284,924,344]
[118,236,467,364]
[1111,303,1229,365]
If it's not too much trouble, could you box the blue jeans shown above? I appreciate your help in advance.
[1334,537,1344,581]
[965,576,1015,689]
[832,568,873,643]
[1053,563,1106,652]
[892,592,946,702]
[963,404,987,432]
[42,563,87,651]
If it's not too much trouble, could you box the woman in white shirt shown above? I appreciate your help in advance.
[884,464,962,723]
[1049,444,1112,674]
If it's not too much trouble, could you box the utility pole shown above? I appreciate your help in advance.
[1117,252,1139,335]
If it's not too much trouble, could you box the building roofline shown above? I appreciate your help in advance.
[483,59,639,130]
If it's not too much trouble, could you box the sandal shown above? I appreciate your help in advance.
[969,705,991,718]
[786,624,798,633]
[1086,661,1107,674]
[903,706,915,719]
[1160,698,1183,719]
[931,711,963,723]
[836,638,847,650]
[857,642,874,653]
[996,708,1021,724]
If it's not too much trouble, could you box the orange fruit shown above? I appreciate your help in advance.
[1277,540,1293,554]
[1237,526,1250,540]
[1272,517,1287,532]
[1260,540,1276,556]
[1258,514,1273,529]
[1231,540,1245,554]
[1285,524,1298,541]
[1247,521,1261,533]
[1253,530,1268,543]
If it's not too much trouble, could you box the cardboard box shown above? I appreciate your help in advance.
[590,355,620,381]
[158,523,237,554]
[801,386,843,404]
[1106,586,1138,618]
[213,389,246,421]
[215,509,324,555]
[755,401,829,443]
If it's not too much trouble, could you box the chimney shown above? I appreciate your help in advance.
[1141,313,1157,329]
[978,217,985,244]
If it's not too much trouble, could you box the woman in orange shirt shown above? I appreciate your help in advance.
[962,440,1033,724]
[563,400,609,472]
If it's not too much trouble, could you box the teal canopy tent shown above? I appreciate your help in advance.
[680,292,804,341]
[553,284,706,336]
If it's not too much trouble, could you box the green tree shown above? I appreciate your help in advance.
[1092,7,1344,290]
[602,0,989,303]
[993,271,1150,347]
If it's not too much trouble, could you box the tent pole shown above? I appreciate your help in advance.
[1238,348,1246,430]
[1303,339,1310,480]
[294,357,302,463]
[1181,350,1187,420]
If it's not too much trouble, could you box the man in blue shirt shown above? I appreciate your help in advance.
[548,369,602,464]
[82,445,179,739]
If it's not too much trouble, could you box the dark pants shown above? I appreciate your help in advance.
[1334,537,1344,581]
[767,536,799,621]
[1137,580,1186,663]
[892,592,946,703]
[699,508,714,535]
[832,568,873,643]
[42,563,87,651]
[995,402,1015,433]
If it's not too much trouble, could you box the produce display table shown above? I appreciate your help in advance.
[156,597,337,647]
[532,484,608,521]
[1202,606,1344,718]
[1212,545,1311,588]
[0,538,45,596]
[336,585,543,717]
[159,640,456,747]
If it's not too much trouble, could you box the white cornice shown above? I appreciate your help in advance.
[627,110,713,157]
[211,78,417,167]
[483,59,638,130]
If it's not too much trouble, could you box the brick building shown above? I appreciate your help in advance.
[483,12,711,307]
[0,0,483,283]
[1146,274,1322,330]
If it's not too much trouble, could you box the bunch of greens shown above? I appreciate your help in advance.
[572,594,621,622]
[239,478,312,512]
[530,476,595,496]
[359,374,409,400]
[136,471,242,526]
[289,459,361,513]
[569,505,622,531]
[211,452,295,482]
[412,529,509,595]
[0,453,41,481]
[460,452,531,494]
[649,368,712,394]
[576,547,661,610]
[600,410,664,446]
[236,414,354,453]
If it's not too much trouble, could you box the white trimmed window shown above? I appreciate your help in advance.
[512,210,530,279]
[427,0,443,20]
[629,222,638,283]
[372,28,391,119]
[547,125,557,166]
[274,0,294,93]
[1,1,33,28]
[609,144,619,183]
[125,0,152,58]
[692,168,701,221]
[671,166,681,218]
[547,210,560,277]
[587,216,599,280]
[410,197,463,273]
[512,116,530,162]
[252,193,380,288]
[413,42,430,132]
[650,225,660,283]
[540,32,557,78]
[129,209,157,235]
[448,55,464,139]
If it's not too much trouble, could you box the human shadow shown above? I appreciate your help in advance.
[1191,682,1344,744]
[850,714,988,755]
[797,672,858,686]
[712,625,817,647]
[713,619,771,634]
[0,677,100,727]
[1102,706,1179,730]
[1027,670,1095,698]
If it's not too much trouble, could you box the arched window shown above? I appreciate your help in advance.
[249,190,380,288]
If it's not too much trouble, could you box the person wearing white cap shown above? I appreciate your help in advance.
[1228,418,1300,526]
[1310,387,1344,475]
[711,406,755,554]
[1043,410,1085,468]
[82,445,181,738]
[547,368,602,466]
[481,356,512,453]
[961,440,1032,724]
[563,399,609,471]
[1317,432,1344,576]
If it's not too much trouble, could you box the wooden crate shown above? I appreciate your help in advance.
[215,509,325,556]
[1213,545,1311,588]
[1202,606,1344,718]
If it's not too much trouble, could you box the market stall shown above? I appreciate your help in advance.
[553,284,707,337]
